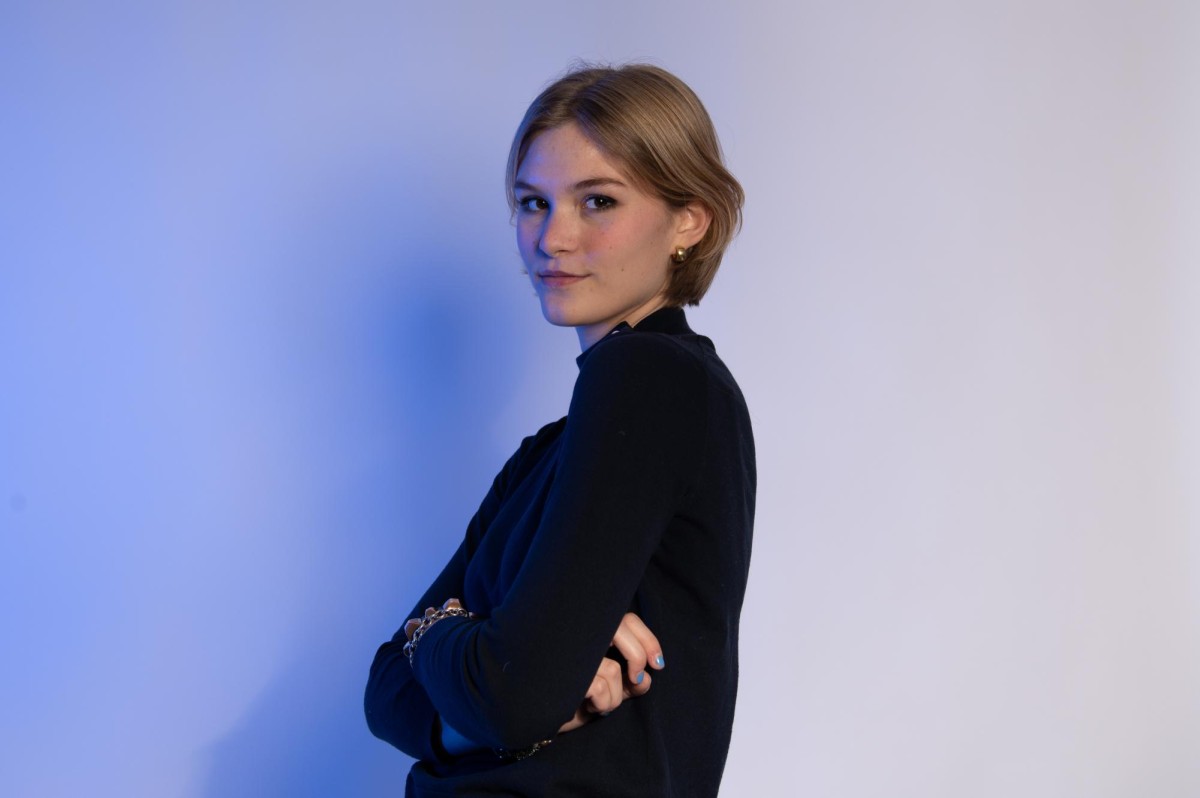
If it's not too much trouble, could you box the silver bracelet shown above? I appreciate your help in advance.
[495,738,553,760]
[403,606,472,664]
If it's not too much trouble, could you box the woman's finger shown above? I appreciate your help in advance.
[624,670,652,698]
[557,704,593,734]
[611,612,665,688]
[404,618,421,640]
[584,675,611,715]
[585,657,625,715]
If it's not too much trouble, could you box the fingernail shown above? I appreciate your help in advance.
[636,671,645,684]
[600,710,611,717]
[655,654,665,668]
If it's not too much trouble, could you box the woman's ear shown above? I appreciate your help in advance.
[675,202,712,248]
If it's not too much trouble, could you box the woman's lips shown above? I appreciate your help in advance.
[539,273,587,288]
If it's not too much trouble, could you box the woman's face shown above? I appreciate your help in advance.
[514,123,706,350]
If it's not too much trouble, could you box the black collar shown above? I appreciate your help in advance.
[624,306,692,336]
[576,306,694,368]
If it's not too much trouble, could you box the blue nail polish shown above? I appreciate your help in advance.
[636,671,645,684]
[655,654,665,668]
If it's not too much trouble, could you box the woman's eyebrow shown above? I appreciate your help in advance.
[574,177,628,190]
[513,177,628,193]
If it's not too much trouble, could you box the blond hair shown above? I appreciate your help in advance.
[507,63,744,307]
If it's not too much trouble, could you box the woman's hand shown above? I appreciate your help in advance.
[404,597,466,642]
[558,612,666,734]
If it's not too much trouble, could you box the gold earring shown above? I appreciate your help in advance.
[671,246,688,264]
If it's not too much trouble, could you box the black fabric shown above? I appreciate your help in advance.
[365,307,756,797]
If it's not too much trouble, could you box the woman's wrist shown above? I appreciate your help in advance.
[403,598,473,664]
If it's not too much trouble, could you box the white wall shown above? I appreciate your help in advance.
[1,2,1196,796]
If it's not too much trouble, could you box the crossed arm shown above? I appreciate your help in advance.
[408,602,666,755]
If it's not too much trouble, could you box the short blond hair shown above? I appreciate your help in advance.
[507,63,744,307]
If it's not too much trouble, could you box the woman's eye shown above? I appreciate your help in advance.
[518,196,548,212]
[583,195,616,211]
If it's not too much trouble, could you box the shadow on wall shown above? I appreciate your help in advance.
[194,245,523,796]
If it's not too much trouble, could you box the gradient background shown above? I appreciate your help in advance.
[2,2,1198,796]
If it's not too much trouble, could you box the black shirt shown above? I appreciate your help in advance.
[365,307,756,797]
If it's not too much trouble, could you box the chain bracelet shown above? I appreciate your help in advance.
[495,738,554,760]
[403,606,472,664]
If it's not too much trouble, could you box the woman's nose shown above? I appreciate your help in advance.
[539,206,577,258]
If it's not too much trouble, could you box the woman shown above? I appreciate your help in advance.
[365,63,755,797]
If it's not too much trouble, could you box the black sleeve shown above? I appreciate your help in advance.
[364,430,546,759]
[409,334,708,749]
[364,539,469,761]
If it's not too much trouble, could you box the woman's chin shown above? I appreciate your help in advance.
[539,301,583,329]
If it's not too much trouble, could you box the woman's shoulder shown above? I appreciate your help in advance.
[579,325,708,384]
[570,328,712,431]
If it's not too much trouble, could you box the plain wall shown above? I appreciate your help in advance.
[1,2,1197,796]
